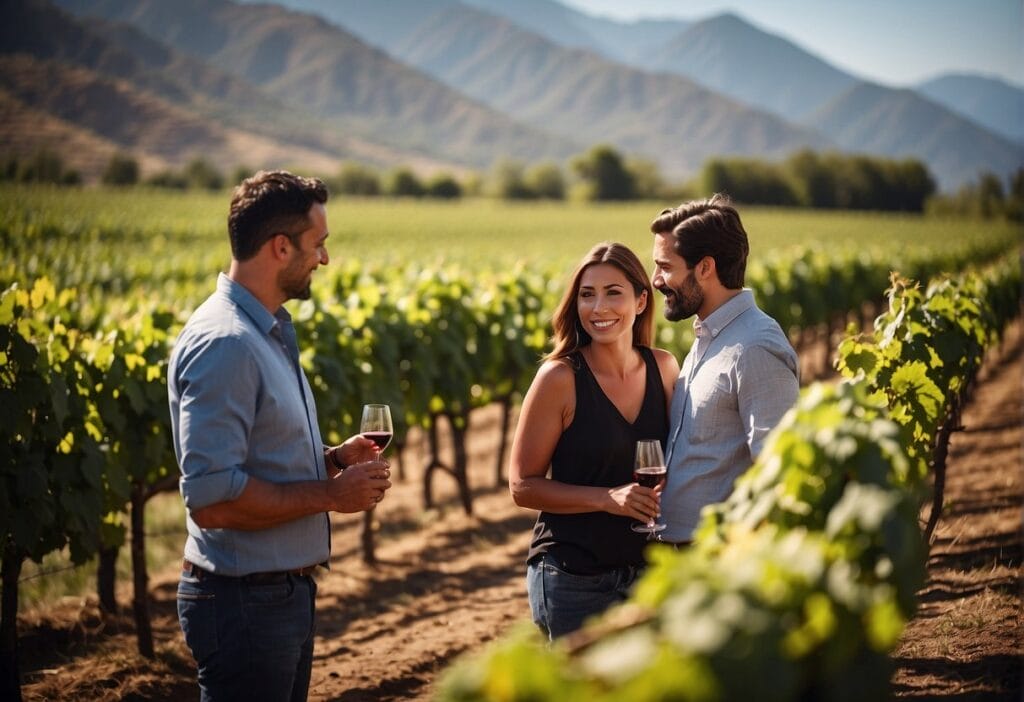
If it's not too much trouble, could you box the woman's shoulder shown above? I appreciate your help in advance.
[535,356,578,386]
[525,357,578,416]
[648,346,681,378]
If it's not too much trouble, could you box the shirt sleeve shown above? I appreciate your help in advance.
[173,334,256,511]
[736,344,800,460]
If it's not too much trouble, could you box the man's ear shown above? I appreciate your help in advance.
[698,256,716,281]
[269,233,292,261]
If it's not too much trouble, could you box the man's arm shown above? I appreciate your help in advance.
[173,334,389,529]
[737,345,799,460]
[191,462,391,530]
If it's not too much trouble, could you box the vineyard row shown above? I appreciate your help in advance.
[0,239,1019,687]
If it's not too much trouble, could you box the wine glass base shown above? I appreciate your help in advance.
[631,523,667,534]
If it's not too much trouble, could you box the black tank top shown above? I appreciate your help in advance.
[526,346,669,574]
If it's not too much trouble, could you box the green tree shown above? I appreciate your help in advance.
[426,173,462,199]
[626,157,665,200]
[183,158,224,190]
[17,149,66,184]
[524,162,565,200]
[491,159,534,199]
[572,145,635,200]
[976,172,1005,218]
[885,159,935,212]
[334,162,381,196]
[701,157,796,206]
[230,165,254,188]
[1005,168,1023,221]
[102,153,140,186]
[386,168,425,197]
[144,170,188,189]
[0,155,17,181]
[786,150,836,208]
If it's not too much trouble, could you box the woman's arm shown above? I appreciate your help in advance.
[653,347,681,414]
[509,360,659,522]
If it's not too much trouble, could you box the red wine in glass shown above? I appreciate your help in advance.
[634,466,667,489]
[631,439,667,535]
[364,431,393,451]
[360,404,393,455]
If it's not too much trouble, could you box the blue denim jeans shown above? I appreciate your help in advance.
[527,553,641,640]
[177,566,317,702]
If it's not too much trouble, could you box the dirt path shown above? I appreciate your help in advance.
[15,327,1023,701]
[891,323,1023,700]
[304,413,533,701]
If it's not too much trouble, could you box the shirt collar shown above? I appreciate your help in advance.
[696,289,755,339]
[216,272,290,335]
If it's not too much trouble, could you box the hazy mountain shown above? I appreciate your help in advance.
[26,0,1021,190]
[461,0,690,65]
[252,0,691,71]
[640,13,857,122]
[916,73,1024,146]
[51,0,580,169]
[807,82,1024,189]
[392,4,829,178]
[233,0,459,50]
[0,53,346,177]
[0,0,354,177]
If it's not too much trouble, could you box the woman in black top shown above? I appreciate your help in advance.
[510,242,679,640]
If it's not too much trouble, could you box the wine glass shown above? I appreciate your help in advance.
[631,439,667,535]
[360,404,393,454]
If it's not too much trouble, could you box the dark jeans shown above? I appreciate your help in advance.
[177,566,317,702]
[527,553,640,640]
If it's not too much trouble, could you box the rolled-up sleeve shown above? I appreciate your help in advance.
[173,335,254,511]
[737,344,799,460]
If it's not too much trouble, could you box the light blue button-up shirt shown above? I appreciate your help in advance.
[661,289,799,542]
[168,274,330,576]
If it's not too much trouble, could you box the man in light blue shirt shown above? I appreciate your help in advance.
[650,194,799,544]
[169,170,391,701]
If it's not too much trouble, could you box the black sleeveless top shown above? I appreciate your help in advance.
[526,346,669,574]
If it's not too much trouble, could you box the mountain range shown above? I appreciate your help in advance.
[2,0,1020,190]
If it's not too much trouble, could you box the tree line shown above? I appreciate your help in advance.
[4,146,1022,217]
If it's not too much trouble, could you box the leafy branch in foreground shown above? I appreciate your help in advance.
[439,382,926,702]
[436,254,1020,702]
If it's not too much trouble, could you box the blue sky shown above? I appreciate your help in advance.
[562,0,1024,87]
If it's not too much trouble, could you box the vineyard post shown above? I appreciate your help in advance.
[449,411,473,516]
[422,414,445,511]
[493,395,513,488]
[823,312,845,377]
[393,438,407,483]
[96,545,118,614]
[0,541,23,701]
[130,485,154,659]
[422,412,474,514]
[361,510,376,565]
[924,403,963,543]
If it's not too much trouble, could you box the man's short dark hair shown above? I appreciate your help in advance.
[228,170,328,261]
[649,193,749,289]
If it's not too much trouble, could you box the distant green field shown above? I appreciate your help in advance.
[4,185,1020,283]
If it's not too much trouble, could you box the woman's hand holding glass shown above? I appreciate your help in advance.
[631,439,667,536]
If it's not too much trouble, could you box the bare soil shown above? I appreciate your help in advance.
[890,322,1023,701]
[14,326,1023,701]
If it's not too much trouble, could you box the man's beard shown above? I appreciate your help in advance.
[658,271,702,321]
[279,256,313,301]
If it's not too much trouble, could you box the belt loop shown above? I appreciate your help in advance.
[183,558,201,580]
